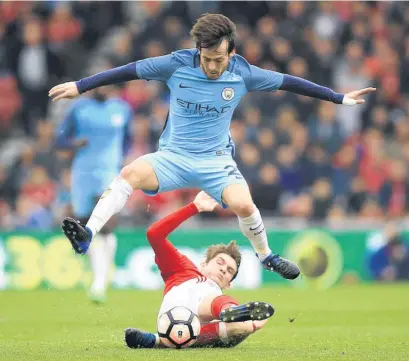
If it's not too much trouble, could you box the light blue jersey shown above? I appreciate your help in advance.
[135,49,283,206]
[56,97,133,217]
[135,48,283,155]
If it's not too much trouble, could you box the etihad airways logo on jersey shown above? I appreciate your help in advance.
[176,98,231,116]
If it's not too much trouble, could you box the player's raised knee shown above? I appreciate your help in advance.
[119,165,143,189]
[228,201,256,218]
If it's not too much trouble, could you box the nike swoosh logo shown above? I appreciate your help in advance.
[179,83,191,89]
[249,222,263,231]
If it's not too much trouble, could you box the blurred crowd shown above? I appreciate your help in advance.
[1,1,409,230]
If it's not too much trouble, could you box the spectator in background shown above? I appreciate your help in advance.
[32,120,62,179]
[8,17,64,135]
[162,16,187,52]
[327,204,347,228]
[5,144,36,207]
[348,177,369,214]
[301,144,332,188]
[309,37,335,87]
[255,16,277,46]
[400,38,409,95]
[270,37,292,73]
[289,123,308,156]
[46,3,82,50]
[243,107,262,143]
[279,1,309,43]
[229,120,246,149]
[368,229,409,281]
[276,145,302,195]
[258,128,276,163]
[331,144,358,199]
[252,163,282,215]
[0,74,21,137]
[334,41,373,136]
[0,23,8,71]
[281,192,313,219]
[308,101,344,155]
[312,2,341,41]
[104,28,134,68]
[20,165,56,209]
[0,167,12,205]
[12,195,53,230]
[363,105,393,135]
[358,128,389,195]
[0,200,13,230]
[379,160,409,218]
[311,178,333,220]
[274,106,298,146]
[242,37,263,66]
[236,143,260,185]
[385,116,409,160]
[358,198,383,221]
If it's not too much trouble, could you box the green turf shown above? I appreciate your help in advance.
[0,284,408,361]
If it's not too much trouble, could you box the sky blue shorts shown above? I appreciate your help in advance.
[139,149,248,208]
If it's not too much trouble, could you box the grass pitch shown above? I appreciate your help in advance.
[0,284,408,361]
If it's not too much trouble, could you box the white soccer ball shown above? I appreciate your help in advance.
[157,306,201,349]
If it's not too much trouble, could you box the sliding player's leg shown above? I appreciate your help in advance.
[193,319,268,348]
[124,319,269,349]
[62,151,194,254]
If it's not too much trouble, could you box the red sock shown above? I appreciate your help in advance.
[196,323,220,346]
[211,295,239,319]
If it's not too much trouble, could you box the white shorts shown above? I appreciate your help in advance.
[158,277,222,321]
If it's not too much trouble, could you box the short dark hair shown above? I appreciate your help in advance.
[205,240,241,281]
[190,13,236,54]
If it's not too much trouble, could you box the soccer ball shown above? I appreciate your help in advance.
[157,306,201,349]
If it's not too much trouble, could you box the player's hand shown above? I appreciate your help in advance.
[49,82,80,101]
[193,191,218,212]
[343,87,376,106]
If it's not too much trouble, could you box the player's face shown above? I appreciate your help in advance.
[202,253,238,289]
[199,39,235,80]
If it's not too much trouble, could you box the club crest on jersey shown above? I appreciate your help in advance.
[222,87,235,101]
[111,114,124,127]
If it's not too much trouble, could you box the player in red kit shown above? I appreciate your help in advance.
[125,191,274,349]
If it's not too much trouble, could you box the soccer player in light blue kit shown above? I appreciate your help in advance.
[55,84,133,301]
[50,14,375,281]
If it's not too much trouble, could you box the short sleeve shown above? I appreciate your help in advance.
[244,65,284,92]
[135,54,182,82]
[231,54,284,92]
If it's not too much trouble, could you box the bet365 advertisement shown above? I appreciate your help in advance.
[0,229,371,291]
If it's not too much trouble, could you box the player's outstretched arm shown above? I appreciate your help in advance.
[147,191,217,244]
[279,74,376,106]
[49,62,138,101]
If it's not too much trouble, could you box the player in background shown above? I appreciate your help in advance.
[50,13,376,281]
[55,83,133,302]
[125,191,273,349]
